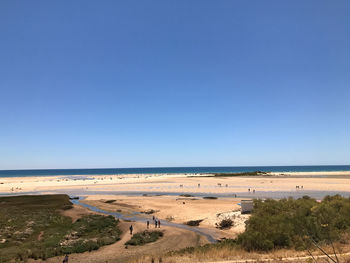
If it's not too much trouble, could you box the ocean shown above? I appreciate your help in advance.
[0,165,349,178]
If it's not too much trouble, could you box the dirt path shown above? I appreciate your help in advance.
[38,222,205,263]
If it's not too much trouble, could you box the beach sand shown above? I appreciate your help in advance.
[2,171,350,196]
[82,195,247,239]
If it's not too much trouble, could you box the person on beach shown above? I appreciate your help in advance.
[158,219,160,228]
[155,220,158,228]
[152,215,155,222]
[62,254,69,263]
[129,225,133,235]
[147,220,149,229]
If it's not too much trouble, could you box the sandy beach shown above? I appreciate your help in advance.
[2,171,350,196]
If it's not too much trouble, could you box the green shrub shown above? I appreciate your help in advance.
[125,231,163,246]
[237,195,350,251]
[104,200,116,203]
[217,218,233,229]
[185,219,203,226]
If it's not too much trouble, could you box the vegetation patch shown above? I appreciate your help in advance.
[238,195,350,251]
[104,200,116,203]
[125,231,163,246]
[0,195,121,262]
[185,219,204,226]
[169,238,237,257]
[217,218,233,229]
[190,171,269,177]
[214,171,268,177]
[203,196,218,199]
[141,209,159,214]
[166,215,175,222]
[179,194,194,197]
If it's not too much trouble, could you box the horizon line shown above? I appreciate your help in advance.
[1,164,350,172]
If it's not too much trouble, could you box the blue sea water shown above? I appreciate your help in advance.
[0,165,349,178]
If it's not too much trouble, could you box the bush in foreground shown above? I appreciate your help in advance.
[237,195,350,251]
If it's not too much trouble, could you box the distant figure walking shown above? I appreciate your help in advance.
[129,225,133,235]
[62,254,69,263]
[155,220,158,228]
[248,188,250,192]
[147,220,150,229]
[158,219,161,228]
[152,215,155,222]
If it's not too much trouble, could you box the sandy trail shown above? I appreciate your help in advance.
[44,223,204,263]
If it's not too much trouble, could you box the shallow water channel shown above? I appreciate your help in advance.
[71,197,218,243]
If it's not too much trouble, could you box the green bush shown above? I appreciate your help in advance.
[237,195,350,251]
[125,231,163,246]
[217,218,233,229]
[185,219,203,226]
[104,200,116,203]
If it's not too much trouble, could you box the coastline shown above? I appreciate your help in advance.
[1,171,350,197]
[1,165,350,178]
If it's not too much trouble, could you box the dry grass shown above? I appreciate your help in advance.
[126,241,350,263]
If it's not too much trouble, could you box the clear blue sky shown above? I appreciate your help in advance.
[1,1,349,169]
